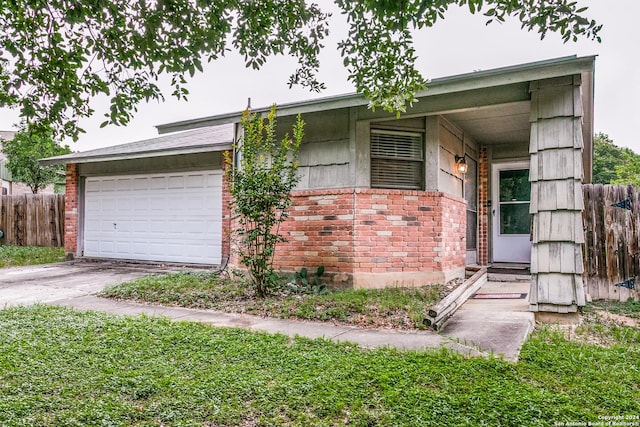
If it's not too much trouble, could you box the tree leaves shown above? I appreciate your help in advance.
[0,122,71,193]
[0,0,328,140]
[336,0,601,114]
[0,0,600,141]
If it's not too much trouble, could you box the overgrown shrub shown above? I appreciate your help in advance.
[225,106,303,298]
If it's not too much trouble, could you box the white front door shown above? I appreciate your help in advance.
[492,161,531,263]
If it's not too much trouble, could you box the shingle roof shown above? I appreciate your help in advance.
[40,123,234,165]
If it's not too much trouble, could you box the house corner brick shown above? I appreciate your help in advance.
[265,188,467,288]
[64,163,79,258]
[478,146,489,266]
[221,150,233,265]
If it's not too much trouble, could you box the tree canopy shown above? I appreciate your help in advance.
[0,0,601,140]
[0,123,71,193]
[592,132,640,186]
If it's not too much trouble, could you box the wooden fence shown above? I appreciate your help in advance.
[0,194,65,247]
[583,184,640,301]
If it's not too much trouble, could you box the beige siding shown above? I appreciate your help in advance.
[278,109,353,190]
[437,117,465,197]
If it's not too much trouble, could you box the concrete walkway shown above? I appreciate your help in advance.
[0,261,535,361]
[439,280,535,361]
[51,294,487,357]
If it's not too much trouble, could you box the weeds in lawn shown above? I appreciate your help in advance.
[0,305,638,426]
[100,272,444,329]
[587,298,640,318]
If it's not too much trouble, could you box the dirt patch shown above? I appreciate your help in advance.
[593,310,639,328]
[551,309,640,348]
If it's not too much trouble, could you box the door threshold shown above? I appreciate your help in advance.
[487,263,531,282]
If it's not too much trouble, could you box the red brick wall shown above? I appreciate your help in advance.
[221,151,232,265]
[269,188,467,288]
[64,163,79,258]
[274,190,355,286]
[353,189,466,273]
[478,146,489,265]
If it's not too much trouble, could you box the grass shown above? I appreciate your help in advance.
[587,298,640,318]
[0,305,638,426]
[99,272,445,329]
[0,245,65,268]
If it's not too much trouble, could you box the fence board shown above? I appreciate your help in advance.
[0,194,64,247]
[583,184,639,301]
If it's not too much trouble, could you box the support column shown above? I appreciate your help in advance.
[64,163,79,260]
[478,146,489,266]
[529,76,586,313]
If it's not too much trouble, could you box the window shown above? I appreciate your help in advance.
[370,129,424,189]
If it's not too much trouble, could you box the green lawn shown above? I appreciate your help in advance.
[0,246,65,268]
[99,272,444,329]
[0,305,638,426]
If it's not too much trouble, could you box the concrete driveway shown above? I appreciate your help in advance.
[0,260,181,307]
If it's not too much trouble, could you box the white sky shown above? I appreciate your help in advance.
[0,0,638,153]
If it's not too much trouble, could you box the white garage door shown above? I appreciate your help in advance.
[83,171,222,264]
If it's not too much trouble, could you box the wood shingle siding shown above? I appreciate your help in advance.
[529,75,586,313]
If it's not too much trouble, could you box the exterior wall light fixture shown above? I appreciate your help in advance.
[455,155,468,174]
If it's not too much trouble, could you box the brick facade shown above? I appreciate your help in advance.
[64,154,469,288]
[64,163,79,259]
[270,188,467,288]
[478,146,489,265]
[221,151,232,265]
[64,157,469,288]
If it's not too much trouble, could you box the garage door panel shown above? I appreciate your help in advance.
[100,179,116,191]
[116,242,131,253]
[186,174,206,188]
[84,239,99,253]
[133,177,148,190]
[117,221,132,232]
[84,171,222,264]
[86,180,101,192]
[133,221,148,233]
[99,241,115,254]
[148,176,165,189]
[116,179,133,191]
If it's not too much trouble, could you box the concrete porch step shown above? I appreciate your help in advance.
[487,263,531,282]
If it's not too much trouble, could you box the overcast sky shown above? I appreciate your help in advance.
[1,0,638,153]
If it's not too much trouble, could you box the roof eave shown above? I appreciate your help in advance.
[156,55,597,134]
[39,143,232,166]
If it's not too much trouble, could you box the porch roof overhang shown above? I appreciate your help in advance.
[156,55,596,135]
